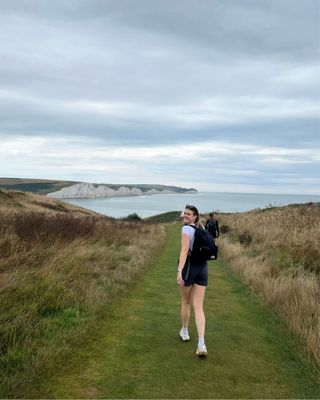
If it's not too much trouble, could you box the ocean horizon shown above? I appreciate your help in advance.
[64,191,320,219]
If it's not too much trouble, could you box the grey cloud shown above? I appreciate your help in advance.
[0,0,319,193]
[5,0,316,58]
[1,1,318,108]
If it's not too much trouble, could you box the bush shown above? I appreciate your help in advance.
[220,224,230,234]
[2,212,96,242]
[238,231,252,246]
[122,213,142,222]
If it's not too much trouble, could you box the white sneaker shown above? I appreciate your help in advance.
[196,344,207,357]
[179,328,190,341]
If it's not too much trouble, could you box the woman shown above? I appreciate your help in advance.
[177,205,208,357]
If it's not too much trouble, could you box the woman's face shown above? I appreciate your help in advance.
[183,208,197,224]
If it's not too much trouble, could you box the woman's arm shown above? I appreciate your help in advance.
[177,233,190,286]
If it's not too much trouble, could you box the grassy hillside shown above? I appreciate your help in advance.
[0,178,78,195]
[144,211,182,223]
[1,193,319,396]
[216,202,320,366]
[0,189,98,215]
[0,190,165,397]
[0,178,196,195]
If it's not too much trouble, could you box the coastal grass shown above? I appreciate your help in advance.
[0,207,165,398]
[1,193,319,398]
[217,203,320,365]
[40,224,319,399]
[218,202,320,273]
[0,188,97,216]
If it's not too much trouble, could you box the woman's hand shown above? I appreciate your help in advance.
[177,271,185,286]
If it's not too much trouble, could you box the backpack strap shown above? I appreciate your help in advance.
[187,224,196,256]
[188,224,205,230]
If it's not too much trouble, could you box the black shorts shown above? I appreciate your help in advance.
[182,257,208,287]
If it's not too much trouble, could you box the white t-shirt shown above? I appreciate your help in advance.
[182,225,196,250]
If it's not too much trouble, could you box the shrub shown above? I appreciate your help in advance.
[220,224,230,234]
[238,231,252,246]
[122,213,142,222]
[10,212,96,242]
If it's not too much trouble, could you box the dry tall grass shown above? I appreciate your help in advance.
[0,205,165,396]
[217,203,320,367]
[0,188,96,216]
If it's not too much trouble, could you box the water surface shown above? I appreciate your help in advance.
[64,192,320,218]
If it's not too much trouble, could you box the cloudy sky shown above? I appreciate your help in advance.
[0,0,319,194]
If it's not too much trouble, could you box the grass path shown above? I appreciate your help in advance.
[47,224,319,398]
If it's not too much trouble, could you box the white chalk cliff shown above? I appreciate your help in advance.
[47,182,178,199]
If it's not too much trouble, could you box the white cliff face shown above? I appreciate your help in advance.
[46,182,177,199]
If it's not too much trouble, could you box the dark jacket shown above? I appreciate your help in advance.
[205,218,219,238]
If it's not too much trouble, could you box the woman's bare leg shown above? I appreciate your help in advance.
[180,285,193,328]
[192,284,206,339]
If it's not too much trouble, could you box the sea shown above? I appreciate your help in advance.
[64,192,320,219]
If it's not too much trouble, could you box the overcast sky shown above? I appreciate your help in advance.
[0,0,319,193]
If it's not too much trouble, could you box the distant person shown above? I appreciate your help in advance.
[177,204,208,357]
[205,212,219,239]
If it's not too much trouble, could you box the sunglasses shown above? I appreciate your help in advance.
[185,204,199,214]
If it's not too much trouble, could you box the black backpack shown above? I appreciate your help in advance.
[189,225,218,262]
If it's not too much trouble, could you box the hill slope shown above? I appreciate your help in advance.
[217,202,320,365]
[0,188,98,216]
[0,189,165,397]
[1,194,319,397]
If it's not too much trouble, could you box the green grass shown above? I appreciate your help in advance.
[0,210,165,398]
[144,211,181,223]
[40,224,319,399]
